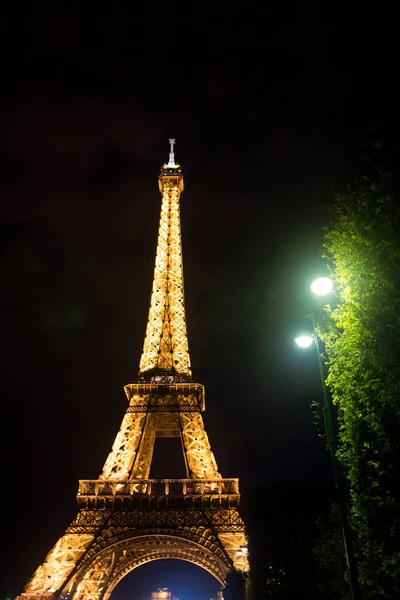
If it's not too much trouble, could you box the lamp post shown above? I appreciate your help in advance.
[295,277,362,600]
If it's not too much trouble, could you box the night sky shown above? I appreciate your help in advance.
[1,2,398,599]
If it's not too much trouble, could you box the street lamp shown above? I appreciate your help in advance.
[294,335,313,348]
[310,277,333,296]
[295,277,361,600]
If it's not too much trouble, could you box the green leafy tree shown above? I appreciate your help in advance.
[321,141,400,597]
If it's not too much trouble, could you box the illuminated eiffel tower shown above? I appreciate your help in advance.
[17,140,249,600]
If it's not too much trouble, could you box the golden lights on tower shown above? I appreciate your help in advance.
[15,141,248,600]
[139,138,191,381]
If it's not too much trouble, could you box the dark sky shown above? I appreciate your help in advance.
[1,1,398,598]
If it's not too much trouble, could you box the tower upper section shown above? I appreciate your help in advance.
[139,140,191,382]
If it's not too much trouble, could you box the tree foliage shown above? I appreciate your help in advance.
[224,570,246,600]
[321,141,400,597]
[246,483,331,599]
[313,504,349,600]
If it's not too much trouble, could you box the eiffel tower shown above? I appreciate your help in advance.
[16,140,249,600]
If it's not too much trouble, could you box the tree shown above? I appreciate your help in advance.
[321,140,400,598]
[245,482,332,599]
[313,504,349,600]
[224,570,246,600]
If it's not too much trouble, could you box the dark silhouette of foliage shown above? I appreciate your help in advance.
[224,570,246,600]
[313,504,349,600]
[245,482,333,599]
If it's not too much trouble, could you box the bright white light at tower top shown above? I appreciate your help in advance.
[311,277,333,296]
[295,335,314,348]
[167,137,176,167]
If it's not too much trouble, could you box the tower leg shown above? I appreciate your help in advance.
[16,532,95,599]
[130,413,156,479]
[100,412,147,481]
[68,550,116,600]
[180,412,221,479]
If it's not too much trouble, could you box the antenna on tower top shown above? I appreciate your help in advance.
[167,138,176,167]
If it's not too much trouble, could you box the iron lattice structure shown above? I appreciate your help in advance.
[16,141,248,600]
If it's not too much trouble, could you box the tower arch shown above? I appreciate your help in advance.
[63,532,229,599]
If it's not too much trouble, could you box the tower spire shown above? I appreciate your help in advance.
[168,137,176,167]
[139,140,191,382]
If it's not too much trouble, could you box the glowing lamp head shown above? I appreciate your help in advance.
[311,277,333,296]
[295,335,314,348]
